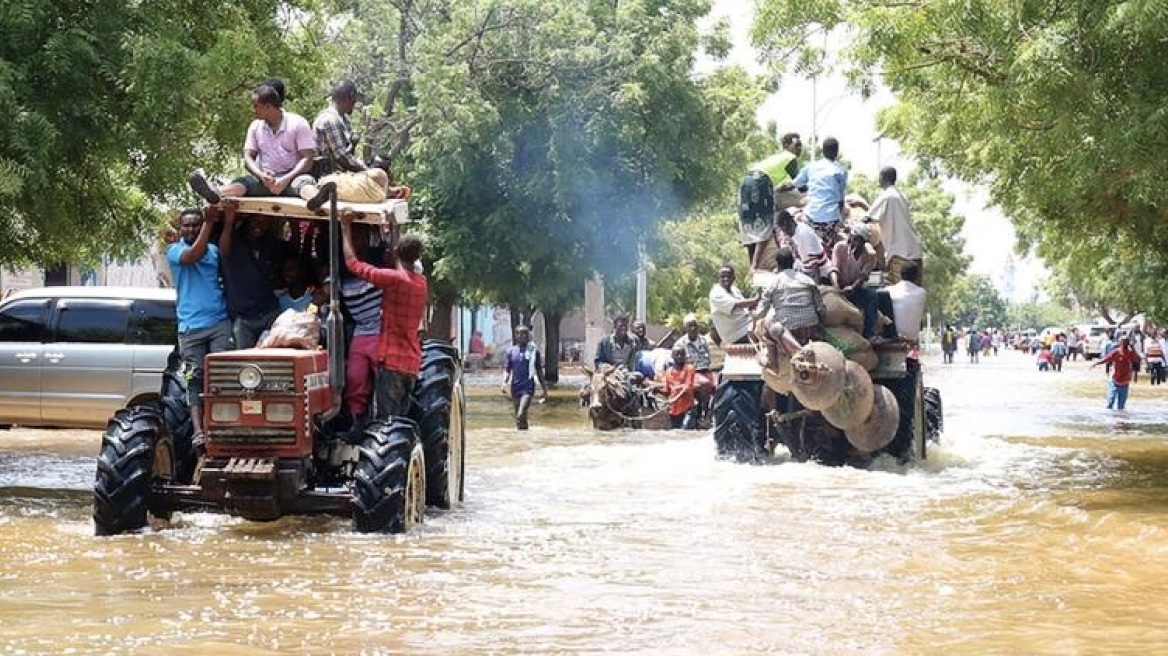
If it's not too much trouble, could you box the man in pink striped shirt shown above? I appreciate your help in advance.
[189,84,317,202]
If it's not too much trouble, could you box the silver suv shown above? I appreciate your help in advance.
[0,286,177,429]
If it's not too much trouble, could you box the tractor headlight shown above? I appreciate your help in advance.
[211,402,241,423]
[264,402,295,423]
[238,365,263,391]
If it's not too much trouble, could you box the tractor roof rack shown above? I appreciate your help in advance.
[228,196,409,225]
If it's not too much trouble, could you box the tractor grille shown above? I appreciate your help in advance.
[208,360,297,395]
[211,427,297,445]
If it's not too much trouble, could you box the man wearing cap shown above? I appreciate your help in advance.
[830,224,879,337]
[708,265,759,345]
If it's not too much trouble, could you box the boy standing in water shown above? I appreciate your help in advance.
[656,345,697,429]
[502,326,548,430]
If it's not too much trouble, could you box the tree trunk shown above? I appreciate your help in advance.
[509,306,522,340]
[429,290,457,344]
[543,309,563,385]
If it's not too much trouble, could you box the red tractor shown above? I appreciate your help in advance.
[93,195,465,535]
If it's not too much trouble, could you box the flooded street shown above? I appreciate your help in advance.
[3,350,1168,654]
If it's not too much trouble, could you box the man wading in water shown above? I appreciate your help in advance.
[501,326,548,430]
[1092,335,1141,410]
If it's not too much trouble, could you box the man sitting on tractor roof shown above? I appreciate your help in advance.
[188,84,317,203]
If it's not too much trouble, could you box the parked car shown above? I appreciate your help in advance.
[0,286,176,429]
[1083,324,1117,360]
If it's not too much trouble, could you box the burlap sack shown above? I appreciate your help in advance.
[789,341,846,410]
[259,309,321,350]
[848,347,879,372]
[822,361,876,430]
[762,360,793,394]
[819,325,867,355]
[819,324,878,372]
[776,189,805,211]
[845,384,900,453]
[820,286,864,331]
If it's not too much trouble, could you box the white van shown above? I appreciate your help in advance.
[0,286,176,429]
[1083,325,1117,360]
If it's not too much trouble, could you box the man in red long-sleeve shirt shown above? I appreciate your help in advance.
[340,211,428,419]
[1092,335,1140,410]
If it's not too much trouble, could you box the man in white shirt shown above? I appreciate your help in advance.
[708,265,759,345]
[867,166,923,284]
[885,260,927,343]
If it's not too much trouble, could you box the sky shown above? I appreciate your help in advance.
[698,1,1047,303]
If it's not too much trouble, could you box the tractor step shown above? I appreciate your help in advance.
[224,457,277,480]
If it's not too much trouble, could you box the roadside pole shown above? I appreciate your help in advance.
[584,272,605,369]
[635,238,647,324]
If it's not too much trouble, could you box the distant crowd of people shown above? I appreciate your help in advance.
[936,323,1167,411]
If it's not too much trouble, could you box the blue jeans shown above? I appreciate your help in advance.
[846,286,879,338]
[1107,381,1130,410]
[232,308,281,350]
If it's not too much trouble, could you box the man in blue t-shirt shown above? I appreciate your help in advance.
[792,137,848,248]
[167,207,231,440]
[501,325,548,430]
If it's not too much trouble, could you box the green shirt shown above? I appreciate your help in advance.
[757,150,799,184]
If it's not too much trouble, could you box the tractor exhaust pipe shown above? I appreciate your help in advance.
[321,188,345,423]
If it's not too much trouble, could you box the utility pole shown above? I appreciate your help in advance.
[635,238,647,324]
[584,272,605,369]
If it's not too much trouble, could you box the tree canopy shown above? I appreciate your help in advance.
[945,273,1007,330]
[0,0,326,266]
[325,0,766,330]
[753,0,1168,318]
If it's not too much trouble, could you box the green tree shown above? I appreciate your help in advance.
[1042,231,1154,324]
[642,206,752,328]
[331,0,766,362]
[945,273,1007,329]
[1006,299,1079,332]
[752,0,1168,317]
[0,0,326,267]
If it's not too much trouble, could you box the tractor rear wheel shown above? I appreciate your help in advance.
[925,387,943,444]
[712,380,765,462]
[158,362,198,482]
[93,406,177,536]
[352,417,426,533]
[409,340,465,508]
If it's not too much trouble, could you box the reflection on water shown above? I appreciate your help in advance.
[0,352,1167,653]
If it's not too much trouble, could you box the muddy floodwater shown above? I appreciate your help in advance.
[3,350,1168,654]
